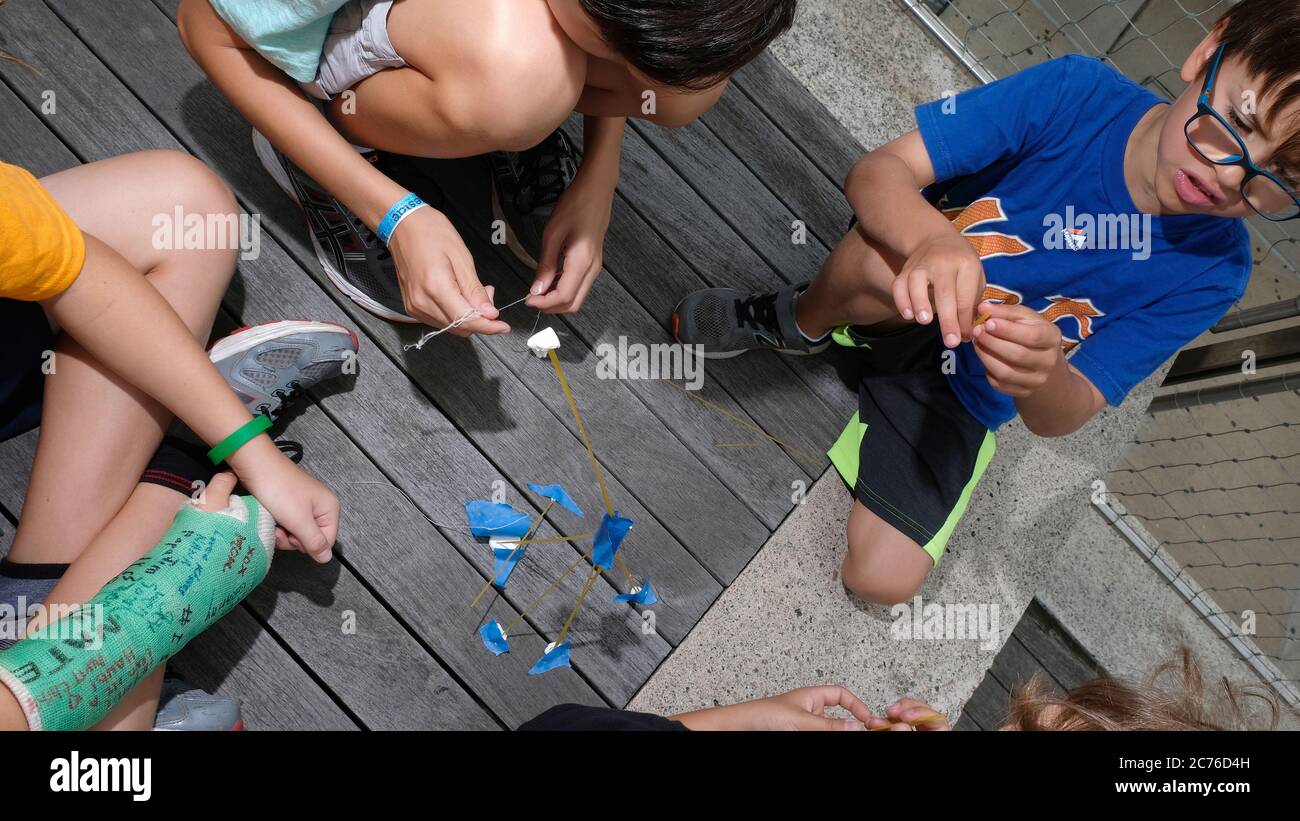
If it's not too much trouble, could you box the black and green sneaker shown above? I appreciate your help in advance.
[489,129,579,269]
[672,282,830,359]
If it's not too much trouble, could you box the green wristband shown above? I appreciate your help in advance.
[207,414,273,465]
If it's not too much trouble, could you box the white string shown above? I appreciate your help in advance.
[403,295,533,351]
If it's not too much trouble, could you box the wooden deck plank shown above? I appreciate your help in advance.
[1016,600,1105,690]
[959,670,1010,730]
[989,634,1053,694]
[731,52,865,187]
[173,607,361,731]
[630,117,827,280]
[700,87,854,252]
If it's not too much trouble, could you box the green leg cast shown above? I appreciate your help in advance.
[0,495,275,731]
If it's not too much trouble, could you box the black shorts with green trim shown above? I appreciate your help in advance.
[826,322,995,565]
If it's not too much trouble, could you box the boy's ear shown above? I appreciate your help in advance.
[1180,22,1226,85]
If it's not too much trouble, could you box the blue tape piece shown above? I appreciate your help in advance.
[479,621,510,656]
[528,642,572,676]
[492,545,526,587]
[527,483,585,518]
[465,500,532,539]
[613,578,657,606]
[592,511,633,571]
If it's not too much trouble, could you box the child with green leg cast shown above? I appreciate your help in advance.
[1,150,341,729]
[0,472,276,731]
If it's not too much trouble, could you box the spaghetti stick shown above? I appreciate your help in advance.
[546,348,635,587]
[504,545,595,636]
[510,533,593,546]
[554,566,602,646]
[666,381,823,468]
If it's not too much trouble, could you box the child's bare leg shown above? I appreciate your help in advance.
[4,151,237,729]
[796,224,910,340]
[8,151,237,566]
[842,501,932,606]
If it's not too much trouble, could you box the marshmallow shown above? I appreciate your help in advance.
[527,327,561,357]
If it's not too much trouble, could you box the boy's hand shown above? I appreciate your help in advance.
[865,698,950,731]
[527,171,614,314]
[389,207,509,336]
[226,438,340,563]
[893,233,986,348]
[970,301,1064,398]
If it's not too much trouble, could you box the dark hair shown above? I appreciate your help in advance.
[579,0,797,90]
[1214,0,1300,177]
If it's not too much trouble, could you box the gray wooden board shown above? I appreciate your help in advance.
[173,606,360,730]
[630,117,827,281]
[1,0,624,717]
[989,634,1056,694]
[699,87,854,253]
[953,712,981,731]
[73,0,726,634]
[403,154,818,531]
[960,669,1011,730]
[1015,600,1106,690]
[731,52,866,187]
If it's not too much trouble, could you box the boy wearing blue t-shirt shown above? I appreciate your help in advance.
[672,0,1300,604]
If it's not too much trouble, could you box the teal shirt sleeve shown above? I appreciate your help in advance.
[209,0,350,83]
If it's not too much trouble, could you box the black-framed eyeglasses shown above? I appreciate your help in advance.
[1183,44,1300,222]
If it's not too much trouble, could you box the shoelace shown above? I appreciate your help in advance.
[513,132,578,214]
[276,438,304,464]
[256,380,305,421]
[734,292,784,343]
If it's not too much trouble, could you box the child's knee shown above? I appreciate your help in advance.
[159,151,237,218]
[841,526,932,606]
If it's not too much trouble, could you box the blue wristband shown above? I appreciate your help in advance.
[376,192,428,245]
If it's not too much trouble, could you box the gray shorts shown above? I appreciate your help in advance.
[301,0,407,101]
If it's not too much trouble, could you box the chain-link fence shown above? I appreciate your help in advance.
[900,0,1300,704]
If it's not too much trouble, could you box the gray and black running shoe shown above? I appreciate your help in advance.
[252,130,414,322]
[489,129,579,268]
[672,282,830,359]
[209,319,358,419]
